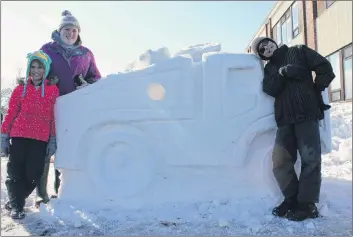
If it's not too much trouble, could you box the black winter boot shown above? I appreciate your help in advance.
[286,202,319,221]
[10,208,25,220]
[4,201,12,211]
[272,198,297,217]
[35,162,51,206]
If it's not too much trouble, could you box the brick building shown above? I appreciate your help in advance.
[245,1,352,102]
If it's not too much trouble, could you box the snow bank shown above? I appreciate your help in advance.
[322,102,352,180]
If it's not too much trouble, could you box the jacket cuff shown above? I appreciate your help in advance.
[1,134,9,139]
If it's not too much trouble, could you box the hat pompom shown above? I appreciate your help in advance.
[61,10,72,16]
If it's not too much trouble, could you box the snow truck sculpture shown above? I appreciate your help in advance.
[54,52,332,208]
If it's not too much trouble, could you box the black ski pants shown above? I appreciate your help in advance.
[272,120,322,203]
[5,137,47,210]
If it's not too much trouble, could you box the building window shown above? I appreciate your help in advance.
[273,2,299,45]
[281,19,288,45]
[285,11,292,43]
[291,2,299,37]
[343,45,352,100]
[327,51,342,101]
[331,91,341,102]
[343,58,352,100]
[276,23,282,45]
[325,0,335,8]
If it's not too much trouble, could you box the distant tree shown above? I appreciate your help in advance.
[1,68,24,121]
[1,88,12,122]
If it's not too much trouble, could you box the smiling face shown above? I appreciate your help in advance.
[30,60,45,84]
[258,40,278,58]
[60,26,79,45]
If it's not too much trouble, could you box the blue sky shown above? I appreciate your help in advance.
[1,1,275,88]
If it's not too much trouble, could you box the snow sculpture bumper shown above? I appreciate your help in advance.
[54,53,332,208]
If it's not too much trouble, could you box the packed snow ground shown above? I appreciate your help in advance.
[1,102,352,236]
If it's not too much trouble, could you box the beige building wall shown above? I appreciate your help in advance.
[249,0,303,49]
[256,25,267,38]
[271,1,294,25]
[287,32,305,47]
[316,1,353,56]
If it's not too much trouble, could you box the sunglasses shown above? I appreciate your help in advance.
[258,42,268,54]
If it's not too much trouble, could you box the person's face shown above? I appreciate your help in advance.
[30,60,45,84]
[258,40,278,58]
[60,26,79,45]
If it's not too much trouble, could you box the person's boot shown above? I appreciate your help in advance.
[35,162,50,208]
[50,194,58,199]
[54,169,61,195]
[286,202,319,221]
[272,198,297,217]
[4,201,12,211]
[10,207,25,220]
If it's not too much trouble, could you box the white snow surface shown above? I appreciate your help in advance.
[123,42,221,72]
[1,101,352,236]
[173,42,221,62]
[124,47,171,72]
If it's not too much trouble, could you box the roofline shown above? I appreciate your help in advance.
[244,1,292,51]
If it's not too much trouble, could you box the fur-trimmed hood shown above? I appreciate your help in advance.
[17,76,59,86]
[18,76,59,97]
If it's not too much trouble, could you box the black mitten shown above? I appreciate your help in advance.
[314,84,331,120]
[279,64,309,80]
[74,74,85,87]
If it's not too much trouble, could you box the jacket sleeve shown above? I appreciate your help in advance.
[85,50,102,83]
[49,88,60,137]
[1,86,22,135]
[301,45,335,91]
[262,63,287,98]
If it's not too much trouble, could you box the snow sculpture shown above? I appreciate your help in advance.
[54,52,332,208]
[173,43,221,63]
[124,47,171,72]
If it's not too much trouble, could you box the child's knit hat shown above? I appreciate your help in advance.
[58,10,81,33]
[22,50,52,97]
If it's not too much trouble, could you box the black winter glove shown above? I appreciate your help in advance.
[314,83,331,111]
[74,74,89,90]
[278,64,310,80]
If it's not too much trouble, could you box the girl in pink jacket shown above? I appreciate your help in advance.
[1,50,59,219]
